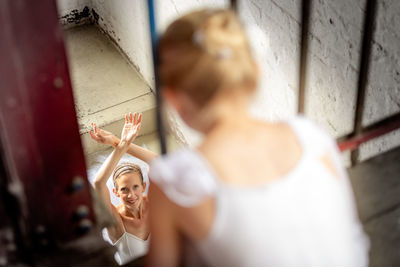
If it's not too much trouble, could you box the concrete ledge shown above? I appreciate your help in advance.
[64,25,156,154]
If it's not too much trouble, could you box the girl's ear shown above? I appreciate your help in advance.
[162,87,183,114]
[162,87,200,130]
[142,182,147,191]
[113,187,119,197]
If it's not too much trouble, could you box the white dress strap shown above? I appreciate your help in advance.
[289,116,348,179]
[288,116,330,156]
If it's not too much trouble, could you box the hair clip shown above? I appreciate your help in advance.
[193,30,232,59]
[192,30,205,48]
[217,46,232,59]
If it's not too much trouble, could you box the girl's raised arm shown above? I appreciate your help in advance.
[89,113,157,164]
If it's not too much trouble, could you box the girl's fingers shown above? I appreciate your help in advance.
[133,112,137,124]
[89,130,97,140]
[124,112,142,127]
[138,113,142,124]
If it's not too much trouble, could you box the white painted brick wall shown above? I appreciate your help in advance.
[56,0,400,162]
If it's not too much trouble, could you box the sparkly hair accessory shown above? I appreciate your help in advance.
[192,30,232,59]
[217,46,232,59]
[192,30,205,48]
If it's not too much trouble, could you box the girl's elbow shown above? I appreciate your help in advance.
[93,179,103,189]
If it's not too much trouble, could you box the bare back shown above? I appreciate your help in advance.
[200,120,303,186]
[170,120,304,241]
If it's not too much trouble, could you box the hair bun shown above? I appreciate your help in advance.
[159,9,257,107]
[192,10,246,59]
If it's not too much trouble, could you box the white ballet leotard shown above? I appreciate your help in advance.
[103,222,150,265]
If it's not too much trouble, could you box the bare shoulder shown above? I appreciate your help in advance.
[148,183,184,221]
[149,184,173,208]
[149,182,213,241]
[115,203,124,213]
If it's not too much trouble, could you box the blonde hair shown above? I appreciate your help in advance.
[159,9,257,107]
[113,162,143,189]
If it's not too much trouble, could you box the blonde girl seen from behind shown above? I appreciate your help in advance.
[148,9,369,267]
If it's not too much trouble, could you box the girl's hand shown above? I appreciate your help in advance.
[120,112,142,146]
[89,123,119,147]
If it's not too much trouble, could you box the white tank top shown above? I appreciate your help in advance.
[103,222,150,265]
[150,116,369,267]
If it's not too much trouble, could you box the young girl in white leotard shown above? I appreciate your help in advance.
[90,113,155,265]
[147,9,369,267]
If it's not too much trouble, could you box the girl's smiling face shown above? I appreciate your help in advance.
[114,172,146,210]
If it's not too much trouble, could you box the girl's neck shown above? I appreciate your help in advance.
[123,202,144,219]
[197,91,252,134]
